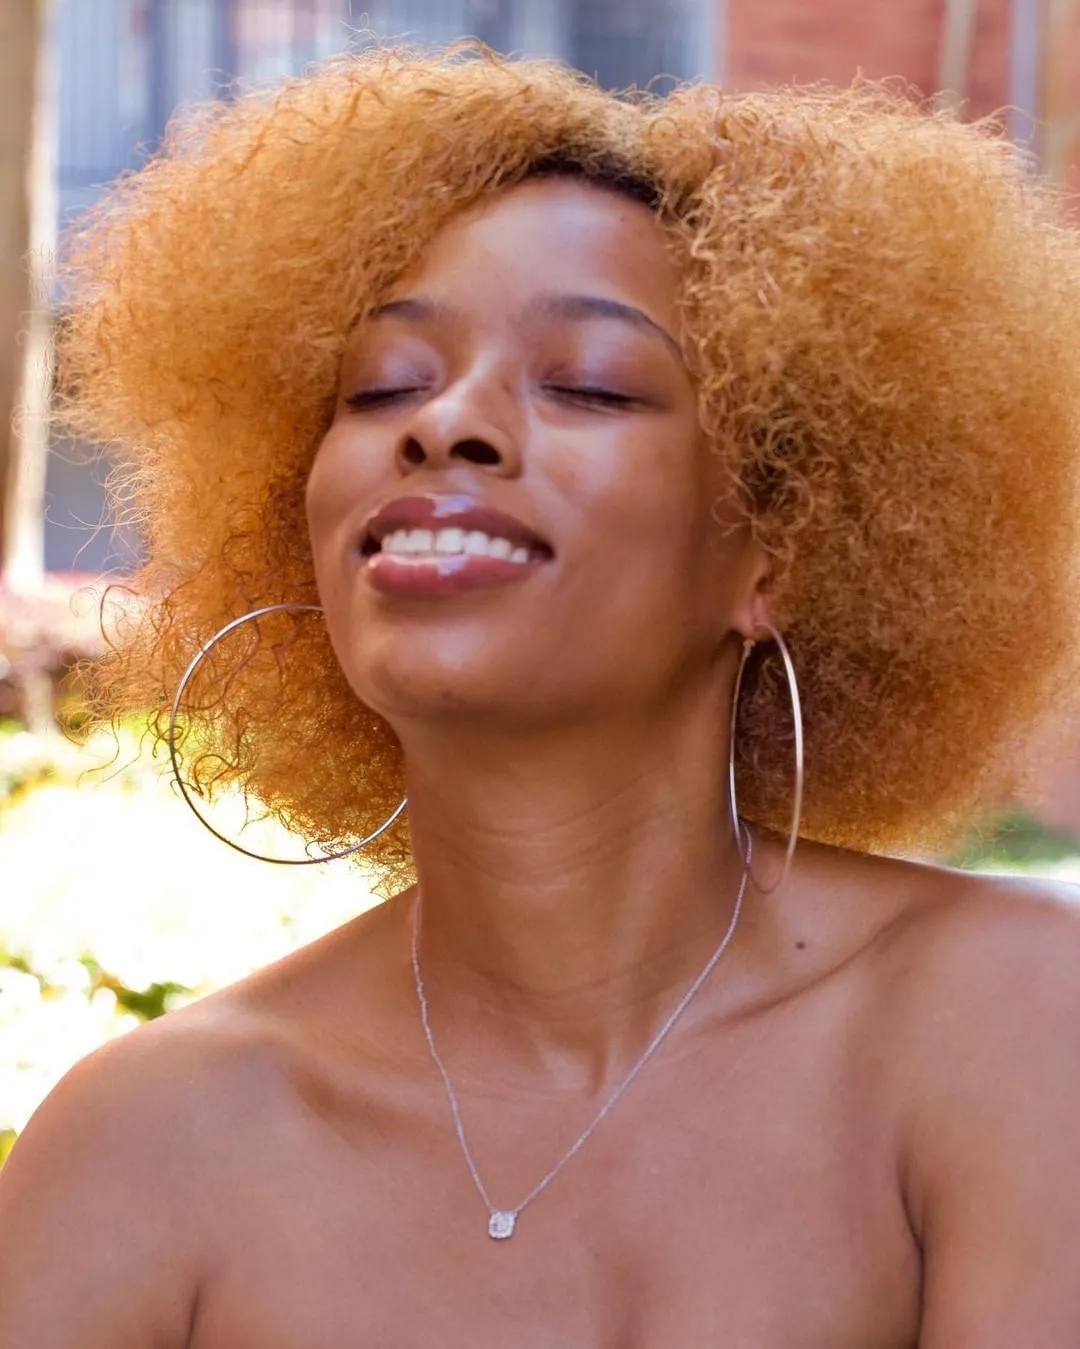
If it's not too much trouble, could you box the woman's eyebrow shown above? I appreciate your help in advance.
[529,293,684,364]
[365,292,684,365]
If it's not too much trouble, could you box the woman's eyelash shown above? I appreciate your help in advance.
[344,384,639,411]
[344,387,423,410]
[546,385,637,406]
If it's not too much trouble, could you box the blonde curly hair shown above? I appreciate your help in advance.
[57,45,1080,885]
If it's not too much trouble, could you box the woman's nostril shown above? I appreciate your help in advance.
[398,435,504,469]
[452,439,501,466]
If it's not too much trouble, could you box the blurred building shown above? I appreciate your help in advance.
[56,0,715,230]
[725,0,1080,183]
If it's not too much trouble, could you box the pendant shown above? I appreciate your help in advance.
[488,1210,517,1240]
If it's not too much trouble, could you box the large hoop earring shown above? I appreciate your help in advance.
[167,603,408,865]
[727,623,804,895]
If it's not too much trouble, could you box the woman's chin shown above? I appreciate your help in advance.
[346,656,543,730]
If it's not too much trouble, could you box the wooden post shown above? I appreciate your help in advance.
[1,0,58,732]
[1043,0,1080,182]
[0,0,41,575]
[938,0,979,112]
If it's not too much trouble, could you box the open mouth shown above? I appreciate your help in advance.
[359,494,554,567]
[361,526,551,565]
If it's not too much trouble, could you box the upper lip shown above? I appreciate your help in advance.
[360,493,553,556]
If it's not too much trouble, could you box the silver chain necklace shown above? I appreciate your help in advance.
[410,832,752,1241]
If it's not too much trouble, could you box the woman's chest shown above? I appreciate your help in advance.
[188,1040,920,1349]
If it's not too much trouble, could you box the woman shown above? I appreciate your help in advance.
[2,46,1080,1347]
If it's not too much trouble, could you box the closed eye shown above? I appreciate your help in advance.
[343,387,426,410]
[545,385,640,408]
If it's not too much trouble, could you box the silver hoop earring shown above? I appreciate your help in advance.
[727,623,804,894]
[167,602,408,865]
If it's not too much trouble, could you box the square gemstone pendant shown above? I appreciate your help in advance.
[488,1210,516,1239]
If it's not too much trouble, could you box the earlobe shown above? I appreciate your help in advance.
[748,582,777,642]
[731,546,776,643]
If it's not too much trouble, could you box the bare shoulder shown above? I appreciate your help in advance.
[4,942,343,1170]
[824,854,1080,1343]
[775,839,1080,1037]
[846,857,1080,1334]
[2,894,410,1182]
[844,853,1080,1095]
[866,856,1080,1039]
[0,916,392,1349]
[0,1005,234,1345]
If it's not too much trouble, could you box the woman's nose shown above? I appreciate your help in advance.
[394,378,522,477]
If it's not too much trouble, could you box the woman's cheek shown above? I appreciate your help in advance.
[306,426,368,546]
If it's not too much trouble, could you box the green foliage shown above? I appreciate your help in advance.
[0,716,153,815]
[0,720,61,808]
[0,1131,16,1167]
[951,811,1080,872]
[78,957,190,1022]
[0,947,36,979]
[0,943,191,1025]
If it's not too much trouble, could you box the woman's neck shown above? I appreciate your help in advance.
[396,697,752,1087]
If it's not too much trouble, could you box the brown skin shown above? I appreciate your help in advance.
[2,180,1080,1349]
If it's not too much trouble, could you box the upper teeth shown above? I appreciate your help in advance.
[380,528,530,563]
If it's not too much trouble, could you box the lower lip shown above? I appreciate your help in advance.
[364,552,546,598]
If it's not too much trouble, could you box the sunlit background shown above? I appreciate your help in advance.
[2,0,1079,1165]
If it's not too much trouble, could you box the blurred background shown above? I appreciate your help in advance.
[2,0,1079,1163]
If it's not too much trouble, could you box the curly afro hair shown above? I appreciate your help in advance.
[57,45,1080,886]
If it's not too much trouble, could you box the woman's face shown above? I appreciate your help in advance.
[307,177,761,733]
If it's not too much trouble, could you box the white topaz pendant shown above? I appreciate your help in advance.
[488,1210,517,1240]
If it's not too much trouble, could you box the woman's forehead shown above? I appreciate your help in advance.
[387,177,681,324]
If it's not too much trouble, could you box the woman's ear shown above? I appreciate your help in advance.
[729,537,776,642]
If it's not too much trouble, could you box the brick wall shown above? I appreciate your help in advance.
[719,0,1080,190]
[724,0,1010,123]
